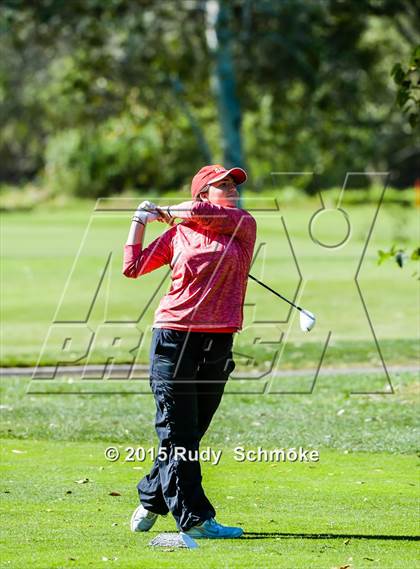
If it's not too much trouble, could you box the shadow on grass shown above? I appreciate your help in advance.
[243,532,419,541]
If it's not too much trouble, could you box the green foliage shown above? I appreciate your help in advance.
[0,1,419,196]
[44,111,204,197]
[391,45,420,129]
[238,1,419,190]
[377,244,420,277]
[411,246,420,260]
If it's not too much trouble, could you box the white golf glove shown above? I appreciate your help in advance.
[134,200,161,224]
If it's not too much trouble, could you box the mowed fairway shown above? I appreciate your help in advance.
[1,196,419,568]
[1,195,418,368]
[1,370,419,569]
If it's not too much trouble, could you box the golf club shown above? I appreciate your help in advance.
[248,274,316,332]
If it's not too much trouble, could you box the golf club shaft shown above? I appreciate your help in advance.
[248,274,304,313]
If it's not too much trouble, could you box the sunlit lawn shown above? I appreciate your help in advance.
[1,196,418,369]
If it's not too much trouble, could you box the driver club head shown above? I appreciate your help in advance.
[300,309,316,332]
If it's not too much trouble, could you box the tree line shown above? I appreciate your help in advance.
[0,0,419,197]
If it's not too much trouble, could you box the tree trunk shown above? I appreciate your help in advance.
[206,0,246,187]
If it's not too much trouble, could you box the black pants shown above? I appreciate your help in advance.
[137,328,235,531]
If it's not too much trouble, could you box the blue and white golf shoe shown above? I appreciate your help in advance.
[184,518,243,539]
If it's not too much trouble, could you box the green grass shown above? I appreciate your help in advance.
[1,195,419,568]
[1,373,418,453]
[1,372,419,567]
[1,439,418,569]
[1,197,419,368]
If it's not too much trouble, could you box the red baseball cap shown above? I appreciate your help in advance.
[191,164,247,198]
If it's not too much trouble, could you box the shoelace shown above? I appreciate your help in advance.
[206,518,220,533]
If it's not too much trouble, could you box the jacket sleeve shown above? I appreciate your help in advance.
[122,227,174,279]
[173,200,256,250]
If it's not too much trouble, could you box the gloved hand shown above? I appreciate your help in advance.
[134,201,165,224]
[138,201,175,225]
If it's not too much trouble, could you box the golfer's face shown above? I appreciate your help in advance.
[207,176,239,207]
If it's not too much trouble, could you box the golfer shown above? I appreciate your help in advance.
[123,164,257,539]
